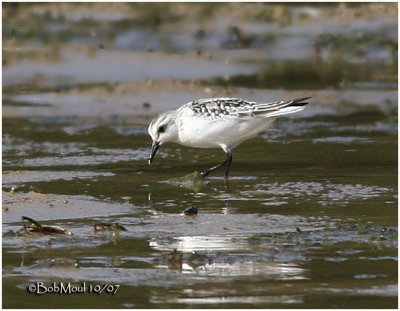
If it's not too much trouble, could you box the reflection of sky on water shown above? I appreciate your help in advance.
[178,261,307,280]
[150,235,308,280]
[150,235,248,252]
[239,181,393,207]
[150,292,304,305]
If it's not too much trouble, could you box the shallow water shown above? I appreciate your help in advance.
[3,110,397,308]
[2,3,398,309]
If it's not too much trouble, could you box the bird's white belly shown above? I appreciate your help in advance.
[177,117,275,149]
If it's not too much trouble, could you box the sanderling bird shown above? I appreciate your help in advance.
[148,96,311,178]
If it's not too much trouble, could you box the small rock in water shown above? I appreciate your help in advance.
[184,206,198,216]
[142,102,151,109]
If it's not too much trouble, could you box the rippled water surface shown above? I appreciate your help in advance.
[2,3,398,309]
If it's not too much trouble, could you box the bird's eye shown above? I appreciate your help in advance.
[158,124,167,133]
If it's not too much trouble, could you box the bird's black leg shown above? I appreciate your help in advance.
[200,146,233,178]
[199,160,226,177]
[224,151,233,178]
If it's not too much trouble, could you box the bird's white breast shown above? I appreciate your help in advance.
[177,111,275,149]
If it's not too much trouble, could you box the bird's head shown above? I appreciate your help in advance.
[147,111,178,165]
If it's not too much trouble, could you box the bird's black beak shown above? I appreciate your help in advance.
[148,141,160,165]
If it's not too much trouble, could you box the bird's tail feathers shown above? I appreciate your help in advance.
[287,97,311,107]
[255,97,311,118]
[263,106,302,117]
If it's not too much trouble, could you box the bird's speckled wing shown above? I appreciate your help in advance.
[179,97,310,120]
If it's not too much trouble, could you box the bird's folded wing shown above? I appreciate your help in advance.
[186,97,310,120]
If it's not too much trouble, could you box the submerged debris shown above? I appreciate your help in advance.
[160,171,206,192]
[184,206,198,216]
[94,222,128,232]
[183,170,205,183]
[20,216,72,236]
[29,258,79,269]
[173,171,205,191]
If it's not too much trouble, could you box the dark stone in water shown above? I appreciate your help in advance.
[142,102,151,109]
[184,206,198,216]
